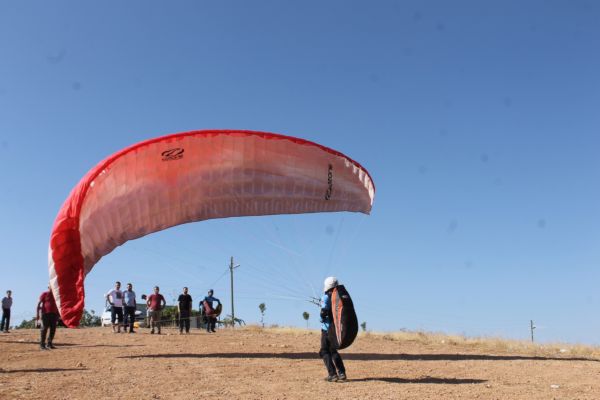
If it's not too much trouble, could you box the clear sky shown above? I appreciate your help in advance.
[1,1,599,344]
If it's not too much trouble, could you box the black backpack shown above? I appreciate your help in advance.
[327,285,358,350]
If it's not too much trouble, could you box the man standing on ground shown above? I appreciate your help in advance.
[37,286,59,350]
[105,281,124,333]
[177,287,193,335]
[147,286,166,334]
[123,283,137,333]
[1,290,12,333]
[319,277,346,382]
[202,289,221,333]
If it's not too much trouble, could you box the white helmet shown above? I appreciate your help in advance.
[323,276,338,293]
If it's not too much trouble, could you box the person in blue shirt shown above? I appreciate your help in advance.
[319,277,346,382]
[122,283,137,333]
[201,289,221,333]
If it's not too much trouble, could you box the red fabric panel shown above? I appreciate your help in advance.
[49,130,375,327]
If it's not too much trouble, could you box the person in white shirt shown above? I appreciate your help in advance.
[105,281,124,333]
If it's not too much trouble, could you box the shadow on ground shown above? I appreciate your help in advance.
[118,352,598,362]
[0,340,143,348]
[0,368,88,374]
[348,376,487,384]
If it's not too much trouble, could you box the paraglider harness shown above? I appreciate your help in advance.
[199,299,222,327]
[199,300,209,325]
[320,285,358,350]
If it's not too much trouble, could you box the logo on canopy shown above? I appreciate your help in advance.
[325,164,333,200]
[161,148,184,161]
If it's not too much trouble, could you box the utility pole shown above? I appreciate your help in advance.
[229,256,240,327]
[530,320,536,343]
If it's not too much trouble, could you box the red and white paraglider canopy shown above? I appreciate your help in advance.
[49,130,375,327]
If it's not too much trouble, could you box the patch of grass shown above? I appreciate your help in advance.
[244,326,600,358]
[359,329,600,358]
[242,324,317,336]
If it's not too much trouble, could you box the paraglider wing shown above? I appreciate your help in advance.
[49,130,375,327]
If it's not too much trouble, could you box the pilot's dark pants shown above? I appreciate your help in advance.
[124,306,136,331]
[1,308,10,331]
[40,313,58,346]
[111,306,123,326]
[319,330,345,376]
[179,310,190,333]
[207,316,217,332]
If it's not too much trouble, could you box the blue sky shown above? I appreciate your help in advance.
[1,1,599,344]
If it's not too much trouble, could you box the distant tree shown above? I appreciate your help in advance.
[258,303,266,327]
[302,311,310,328]
[159,305,179,326]
[17,317,37,329]
[80,309,101,327]
[360,321,367,332]
[17,308,100,329]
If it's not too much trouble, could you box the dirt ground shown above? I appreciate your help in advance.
[1,326,599,400]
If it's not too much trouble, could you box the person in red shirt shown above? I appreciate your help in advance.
[37,286,59,350]
[146,286,166,334]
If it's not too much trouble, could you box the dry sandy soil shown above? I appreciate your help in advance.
[1,326,599,399]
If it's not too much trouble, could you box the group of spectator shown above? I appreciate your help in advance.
[105,282,167,334]
[105,282,221,335]
[105,281,140,333]
[0,282,222,352]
